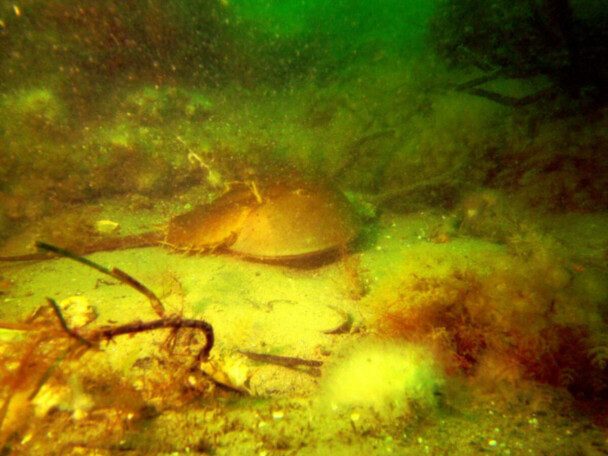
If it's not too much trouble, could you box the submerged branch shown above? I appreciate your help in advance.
[46,298,95,347]
[36,242,214,360]
[93,317,214,361]
[36,241,165,317]
[371,166,462,208]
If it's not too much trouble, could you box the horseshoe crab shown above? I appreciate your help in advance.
[0,181,362,266]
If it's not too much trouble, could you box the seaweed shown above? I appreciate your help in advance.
[0,242,214,453]
[430,0,608,110]
[366,264,608,406]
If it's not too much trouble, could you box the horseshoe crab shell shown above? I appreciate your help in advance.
[166,182,362,263]
[166,186,258,251]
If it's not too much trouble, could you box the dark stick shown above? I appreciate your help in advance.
[454,73,503,91]
[28,347,74,401]
[464,87,554,107]
[47,295,214,360]
[36,241,113,275]
[238,350,323,368]
[36,242,213,360]
[94,317,214,360]
[36,241,165,317]
[46,297,95,347]
[110,267,165,317]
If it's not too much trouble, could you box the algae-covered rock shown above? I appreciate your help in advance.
[320,340,443,420]
[1,88,70,139]
[120,86,215,126]
[87,145,175,197]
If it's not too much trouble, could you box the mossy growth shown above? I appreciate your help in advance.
[364,252,608,403]
[0,87,70,140]
[118,86,215,126]
[319,340,444,422]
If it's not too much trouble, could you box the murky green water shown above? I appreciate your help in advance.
[0,1,607,454]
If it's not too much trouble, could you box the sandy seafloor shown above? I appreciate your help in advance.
[0,1,607,453]
[1,199,607,456]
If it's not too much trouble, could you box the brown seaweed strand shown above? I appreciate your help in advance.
[46,297,96,347]
[94,316,214,360]
[36,241,114,275]
[35,242,213,359]
[238,350,323,367]
[36,241,166,317]
[110,267,165,317]
[27,347,75,401]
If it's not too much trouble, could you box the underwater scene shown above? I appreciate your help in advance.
[0,0,607,454]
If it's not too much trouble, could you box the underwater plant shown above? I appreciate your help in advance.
[320,340,444,420]
[366,262,608,407]
[0,243,214,453]
[430,0,608,110]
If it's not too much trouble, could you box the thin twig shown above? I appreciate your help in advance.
[333,129,396,179]
[46,297,95,347]
[36,241,165,317]
[28,347,75,401]
[26,298,97,400]
[110,267,165,317]
[35,243,213,363]
[454,72,503,91]
[464,86,554,107]
[238,350,323,368]
[371,166,462,207]
[36,241,112,275]
[93,316,214,360]
[453,70,556,107]
[47,297,213,361]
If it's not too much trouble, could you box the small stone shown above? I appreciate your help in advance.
[95,220,120,234]
[59,296,97,328]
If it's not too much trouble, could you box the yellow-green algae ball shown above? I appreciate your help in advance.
[320,340,443,419]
